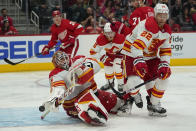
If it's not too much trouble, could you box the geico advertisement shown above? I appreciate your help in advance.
[171,33,196,58]
[0,35,98,65]
[0,33,196,65]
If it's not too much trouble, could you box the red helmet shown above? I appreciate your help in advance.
[52,10,61,17]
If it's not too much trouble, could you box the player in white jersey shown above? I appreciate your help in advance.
[40,51,125,125]
[90,23,125,92]
[120,3,172,117]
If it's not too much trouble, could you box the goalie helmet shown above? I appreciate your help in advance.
[154,3,169,19]
[52,51,70,70]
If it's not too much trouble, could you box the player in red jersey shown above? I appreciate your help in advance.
[41,10,83,58]
[129,0,154,33]
[110,21,131,37]
[40,51,125,125]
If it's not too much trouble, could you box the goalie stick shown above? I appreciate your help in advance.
[110,76,158,99]
[3,43,71,65]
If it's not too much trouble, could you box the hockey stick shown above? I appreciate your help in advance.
[3,43,71,65]
[110,76,158,99]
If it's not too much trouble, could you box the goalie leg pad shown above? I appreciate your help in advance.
[75,89,108,125]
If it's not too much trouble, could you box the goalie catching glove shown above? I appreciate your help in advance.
[158,61,171,80]
[40,88,65,113]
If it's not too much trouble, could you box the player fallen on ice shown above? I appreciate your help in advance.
[39,51,128,125]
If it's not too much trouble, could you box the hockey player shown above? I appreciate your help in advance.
[110,21,131,37]
[41,10,83,58]
[90,23,125,92]
[121,3,172,117]
[40,51,125,125]
[129,0,154,33]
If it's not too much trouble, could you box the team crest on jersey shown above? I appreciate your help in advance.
[58,29,67,40]
[148,39,166,52]
[105,46,119,53]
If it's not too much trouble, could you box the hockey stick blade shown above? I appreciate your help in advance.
[3,58,26,65]
[3,52,42,66]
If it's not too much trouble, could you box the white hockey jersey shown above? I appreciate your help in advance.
[49,56,101,102]
[121,17,172,63]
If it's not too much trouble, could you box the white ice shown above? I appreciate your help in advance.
[0,66,196,131]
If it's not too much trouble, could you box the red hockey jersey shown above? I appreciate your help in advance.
[129,6,154,33]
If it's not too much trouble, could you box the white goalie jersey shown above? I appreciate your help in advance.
[48,56,101,101]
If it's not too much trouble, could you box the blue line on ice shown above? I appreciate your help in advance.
[0,107,80,127]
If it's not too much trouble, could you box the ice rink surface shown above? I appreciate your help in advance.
[0,66,196,131]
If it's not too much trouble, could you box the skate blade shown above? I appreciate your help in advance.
[148,111,167,117]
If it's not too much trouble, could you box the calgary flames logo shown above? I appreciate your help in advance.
[58,29,67,40]
[148,39,166,52]
[105,46,119,54]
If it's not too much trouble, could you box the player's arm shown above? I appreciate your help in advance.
[41,27,58,55]
[67,20,84,37]
[89,35,106,61]
[158,34,172,80]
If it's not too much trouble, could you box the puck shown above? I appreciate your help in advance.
[39,105,45,112]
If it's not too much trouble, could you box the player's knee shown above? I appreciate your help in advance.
[124,76,143,91]
[155,78,169,90]
[75,89,108,125]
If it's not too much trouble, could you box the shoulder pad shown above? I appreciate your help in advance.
[163,24,172,35]
[96,33,109,46]
[50,24,57,32]
[72,55,85,64]
[145,17,159,34]
[113,34,125,44]
[49,68,64,78]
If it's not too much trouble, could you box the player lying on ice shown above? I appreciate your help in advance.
[39,51,129,125]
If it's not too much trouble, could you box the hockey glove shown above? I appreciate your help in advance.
[41,45,50,55]
[158,61,171,80]
[133,57,148,78]
[100,54,110,63]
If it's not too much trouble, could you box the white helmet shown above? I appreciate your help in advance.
[154,3,169,19]
[104,23,112,33]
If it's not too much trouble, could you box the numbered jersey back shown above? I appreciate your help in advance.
[129,6,154,33]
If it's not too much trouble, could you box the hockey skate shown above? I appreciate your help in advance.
[117,97,134,116]
[146,96,167,117]
[100,80,114,91]
[133,92,143,108]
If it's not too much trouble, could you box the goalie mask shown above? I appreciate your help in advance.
[52,51,70,70]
